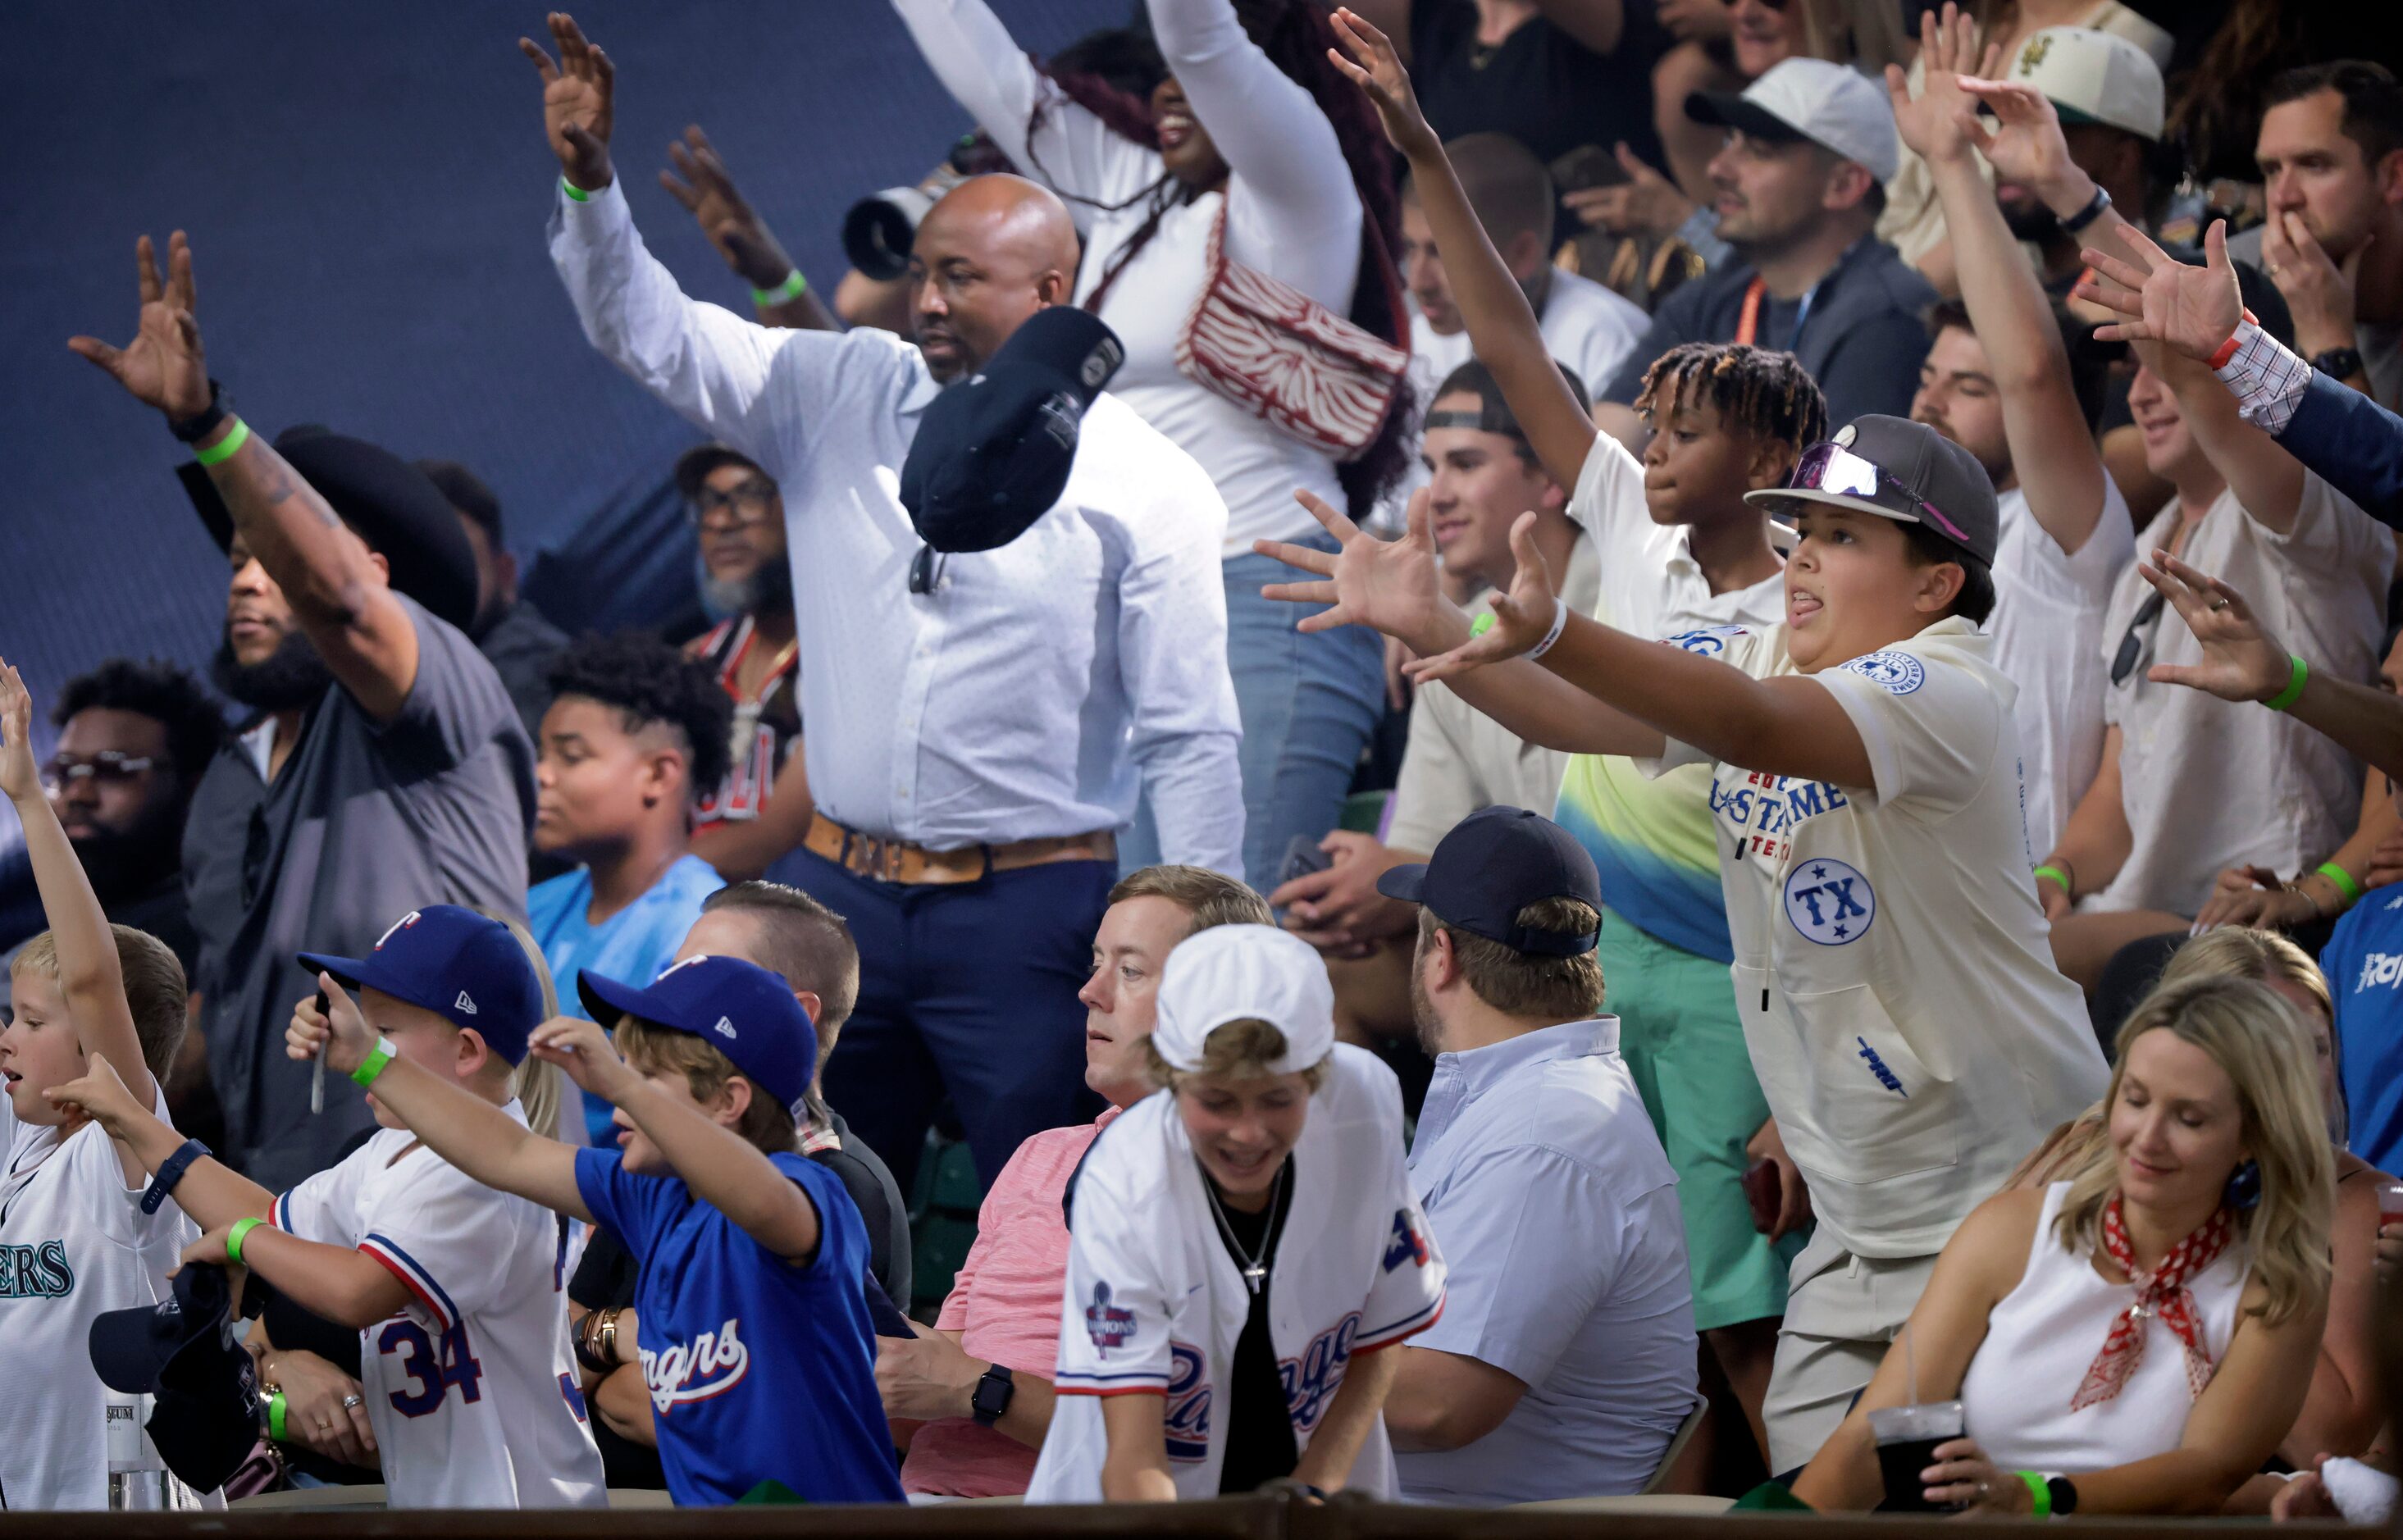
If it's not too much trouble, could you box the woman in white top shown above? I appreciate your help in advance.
[1794,974,2334,1515]
[1029,924,1445,1501]
[891,0,1412,890]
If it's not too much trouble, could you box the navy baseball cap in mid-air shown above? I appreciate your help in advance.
[1377,805,1604,957]
[299,905,545,1064]
[89,1261,262,1492]
[898,305,1124,554]
[578,955,816,1111]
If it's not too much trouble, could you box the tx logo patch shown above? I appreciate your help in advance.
[1084,1281,1137,1351]
[1382,1209,1429,1272]
[1785,857,1875,945]
[1842,650,1926,695]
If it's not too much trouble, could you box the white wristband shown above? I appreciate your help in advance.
[1525,598,1571,661]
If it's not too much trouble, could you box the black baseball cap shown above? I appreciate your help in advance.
[673,443,774,503]
[1377,806,1603,957]
[89,1262,262,1492]
[1747,415,2000,568]
[299,904,547,1065]
[898,306,1124,554]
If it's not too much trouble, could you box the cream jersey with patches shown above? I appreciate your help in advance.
[271,1103,604,1509]
[1028,1046,1445,1501]
[1648,617,2106,1257]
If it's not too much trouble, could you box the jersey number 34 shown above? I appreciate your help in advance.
[379,1319,486,1417]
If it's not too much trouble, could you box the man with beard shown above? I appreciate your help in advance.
[1373,807,1699,1504]
[674,444,807,882]
[69,231,536,1188]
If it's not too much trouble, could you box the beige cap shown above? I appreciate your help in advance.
[2009,26,2164,142]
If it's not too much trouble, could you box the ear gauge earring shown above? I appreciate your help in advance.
[2222,1158,2262,1211]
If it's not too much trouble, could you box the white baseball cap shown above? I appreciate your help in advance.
[1151,925,1335,1078]
[1688,57,1901,185]
[2007,26,2164,142]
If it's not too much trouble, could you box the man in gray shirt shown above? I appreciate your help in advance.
[71,232,535,1187]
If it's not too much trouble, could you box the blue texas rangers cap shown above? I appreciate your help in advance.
[578,955,815,1111]
[298,905,545,1065]
[898,304,1125,554]
[1377,805,1603,957]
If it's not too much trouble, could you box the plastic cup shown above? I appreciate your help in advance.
[2378,1180,2403,1228]
[1868,1401,1966,1513]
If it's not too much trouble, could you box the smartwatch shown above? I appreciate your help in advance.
[970,1364,1015,1427]
[2310,346,2364,380]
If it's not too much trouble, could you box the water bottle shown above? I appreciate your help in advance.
[106,1393,169,1510]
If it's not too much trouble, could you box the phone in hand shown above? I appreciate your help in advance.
[1279,834,1334,887]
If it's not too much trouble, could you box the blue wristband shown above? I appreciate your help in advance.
[142,1137,211,1215]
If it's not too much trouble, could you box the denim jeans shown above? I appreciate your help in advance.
[1127,535,1384,891]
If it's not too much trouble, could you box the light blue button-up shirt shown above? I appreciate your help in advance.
[1398,1018,1700,1506]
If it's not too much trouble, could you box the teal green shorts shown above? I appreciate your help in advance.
[1596,908,1802,1331]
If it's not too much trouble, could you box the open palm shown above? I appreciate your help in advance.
[1405,512,1561,685]
[662,127,794,288]
[0,659,35,804]
[1256,488,1447,651]
[2080,221,2247,360]
[1956,78,2076,196]
[1326,7,1441,162]
[66,232,210,419]
[2138,549,2290,702]
[521,12,616,189]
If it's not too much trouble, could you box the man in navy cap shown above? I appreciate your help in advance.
[1366,808,1700,1504]
[69,234,536,1191]
[285,945,905,1506]
[49,904,605,1508]
[529,15,1240,1197]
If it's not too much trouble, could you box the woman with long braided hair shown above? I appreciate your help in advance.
[891,0,1411,891]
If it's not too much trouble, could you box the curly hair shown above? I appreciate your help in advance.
[1634,342,1828,455]
[1033,0,1416,517]
[52,658,226,783]
[544,633,734,796]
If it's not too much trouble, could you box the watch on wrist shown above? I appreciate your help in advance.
[2045,1474,2080,1515]
[2310,346,2364,380]
[168,379,230,444]
[970,1364,1015,1427]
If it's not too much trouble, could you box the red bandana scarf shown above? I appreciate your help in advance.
[2070,1194,2237,1410]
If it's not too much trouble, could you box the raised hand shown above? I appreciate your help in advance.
[521,12,616,191]
[1256,487,1449,654]
[2137,548,2292,702]
[1563,144,1695,240]
[43,1052,147,1137]
[1403,511,1561,686]
[528,1014,638,1101]
[1955,77,2080,207]
[1885,3,2000,166]
[66,232,211,420]
[661,126,800,291]
[2075,221,2247,360]
[287,975,378,1078]
[0,658,35,806]
[1326,7,1441,163]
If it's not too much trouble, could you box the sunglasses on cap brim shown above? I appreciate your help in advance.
[1784,442,1975,549]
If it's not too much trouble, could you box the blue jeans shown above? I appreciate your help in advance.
[1124,540,1384,889]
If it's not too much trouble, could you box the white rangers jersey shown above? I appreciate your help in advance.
[1028,1045,1446,1501]
[0,1081,196,1510]
[271,1102,604,1509]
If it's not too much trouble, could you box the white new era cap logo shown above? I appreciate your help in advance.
[455,992,478,1014]
[712,1015,737,1041]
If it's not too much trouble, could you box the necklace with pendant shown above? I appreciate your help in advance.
[1203,1160,1289,1295]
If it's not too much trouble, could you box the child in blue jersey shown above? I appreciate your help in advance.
[286,950,901,1506]
[525,633,731,1145]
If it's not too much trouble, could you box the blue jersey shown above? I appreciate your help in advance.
[2322,893,2403,1174]
[572,1147,903,1505]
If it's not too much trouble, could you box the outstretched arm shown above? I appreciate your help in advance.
[1151,0,1358,235]
[659,126,840,332]
[0,664,157,1128]
[889,0,1120,203]
[1329,8,1599,489]
[48,1052,270,1223]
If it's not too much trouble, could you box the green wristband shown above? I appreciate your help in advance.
[1470,613,1496,639]
[2032,864,2071,895]
[267,1390,287,1442]
[750,269,808,307]
[2318,861,2363,904]
[2264,654,2308,712]
[561,175,591,203]
[226,1215,267,1265]
[193,417,250,467]
[2018,1471,2051,1518]
[351,1035,397,1089]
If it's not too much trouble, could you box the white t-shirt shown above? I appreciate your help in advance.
[1409,268,1648,408]
[2094,472,2392,916]
[1987,477,2135,858]
[0,1082,196,1510]
[271,1105,605,1510]
[1570,435,1788,642]
[1648,619,2107,1258]
[1029,1046,1446,1501]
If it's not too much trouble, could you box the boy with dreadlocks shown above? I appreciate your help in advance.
[1264,14,1827,1460]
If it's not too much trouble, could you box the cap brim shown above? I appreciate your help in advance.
[1743,486,1923,525]
[1375,864,1431,904]
[89,1299,187,1394]
[1685,90,1808,145]
[294,952,370,991]
[575,969,656,1031]
[673,444,763,502]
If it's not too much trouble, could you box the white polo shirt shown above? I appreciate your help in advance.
[1397,1018,1699,1505]
[1648,618,2107,1258]
[1410,268,1648,406]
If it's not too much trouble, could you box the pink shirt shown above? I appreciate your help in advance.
[902,1109,1119,1497]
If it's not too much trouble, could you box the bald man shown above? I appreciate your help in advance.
[532,15,1242,1194]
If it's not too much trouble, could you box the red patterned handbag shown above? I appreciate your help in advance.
[1174,205,1409,462]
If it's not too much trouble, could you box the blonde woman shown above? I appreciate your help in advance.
[1028,924,1446,1501]
[1794,976,2333,1515]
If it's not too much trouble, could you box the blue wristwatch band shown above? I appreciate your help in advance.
[142,1137,212,1214]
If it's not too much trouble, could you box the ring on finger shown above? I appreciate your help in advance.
[340,1394,363,1409]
